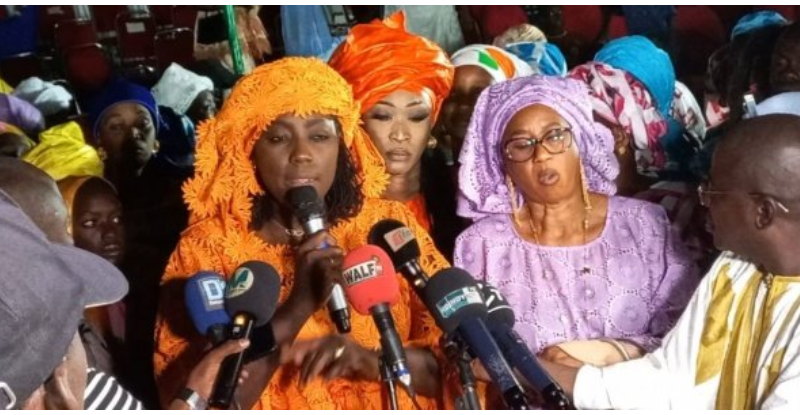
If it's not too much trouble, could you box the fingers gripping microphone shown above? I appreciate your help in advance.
[209,261,281,409]
[288,186,351,334]
[341,245,413,394]
[368,219,427,292]
[185,271,230,345]
[478,282,573,410]
[423,268,530,410]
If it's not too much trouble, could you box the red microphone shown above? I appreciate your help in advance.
[342,245,411,391]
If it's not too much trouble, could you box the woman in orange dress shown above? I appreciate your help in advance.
[152,57,449,410]
[329,12,458,257]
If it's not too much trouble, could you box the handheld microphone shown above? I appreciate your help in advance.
[185,271,230,345]
[368,219,428,292]
[209,261,281,409]
[423,268,530,410]
[478,282,573,410]
[288,186,351,334]
[341,245,413,393]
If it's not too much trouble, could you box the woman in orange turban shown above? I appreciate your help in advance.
[152,57,449,410]
[329,12,458,258]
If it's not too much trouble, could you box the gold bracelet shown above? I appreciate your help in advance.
[601,338,632,361]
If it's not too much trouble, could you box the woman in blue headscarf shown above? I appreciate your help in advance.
[573,36,716,271]
[493,23,569,77]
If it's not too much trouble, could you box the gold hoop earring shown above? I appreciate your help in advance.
[613,126,628,156]
[152,140,160,155]
[427,135,438,150]
[506,175,520,219]
[579,160,593,231]
[579,161,593,209]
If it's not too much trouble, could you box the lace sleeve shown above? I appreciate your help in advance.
[152,224,226,407]
[626,207,700,352]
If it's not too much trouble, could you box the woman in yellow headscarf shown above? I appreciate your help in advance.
[328,12,458,258]
[153,58,449,410]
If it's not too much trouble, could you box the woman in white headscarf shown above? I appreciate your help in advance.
[13,77,73,123]
[151,63,216,126]
[440,44,534,160]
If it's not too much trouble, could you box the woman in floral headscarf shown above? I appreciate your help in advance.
[329,12,458,257]
[569,35,677,196]
[454,75,698,369]
[573,36,718,270]
[153,58,449,410]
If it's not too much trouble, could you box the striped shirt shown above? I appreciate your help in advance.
[84,368,143,410]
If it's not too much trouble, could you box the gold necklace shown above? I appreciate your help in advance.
[526,201,593,275]
[270,218,305,243]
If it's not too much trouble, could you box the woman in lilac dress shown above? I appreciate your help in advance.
[454,76,699,367]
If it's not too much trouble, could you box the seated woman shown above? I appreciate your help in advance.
[151,63,217,172]
[329,12,458,258]
[571,36,716,270]
[151,63,217,127]
[441,44,533,163]
[493,24,568,78]
[153,58,449,410]
[87,78,190,266]
[454,76,699,367]
[569,36,676,197]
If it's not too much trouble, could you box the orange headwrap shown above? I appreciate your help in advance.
[329,12,454,198]
[154,57,453,409]
[183,57,361,227]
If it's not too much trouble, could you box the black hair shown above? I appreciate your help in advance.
[771,22,800,93]
[726,25,786,120]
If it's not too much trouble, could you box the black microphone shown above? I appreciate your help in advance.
[368,219,428,292]
[288,186,351,334]
[209,261,281,409]
[423,268,530,410]
[478,282,573,410]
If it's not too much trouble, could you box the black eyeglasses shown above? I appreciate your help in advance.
[697,182,790,213]
[503,127,573,162]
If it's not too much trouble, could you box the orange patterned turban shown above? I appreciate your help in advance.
[329,12,454,198]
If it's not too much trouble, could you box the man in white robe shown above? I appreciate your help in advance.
[540,114,800,409]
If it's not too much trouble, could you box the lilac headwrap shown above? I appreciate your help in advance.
[0,94,44,137]
[457,75,619,221]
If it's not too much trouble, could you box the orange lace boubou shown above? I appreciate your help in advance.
[152,57,450,409]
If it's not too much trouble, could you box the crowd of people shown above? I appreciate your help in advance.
[2,5,800,410]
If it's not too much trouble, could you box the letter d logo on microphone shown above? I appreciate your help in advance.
[201,278,226,309]
[227,267,254,299]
